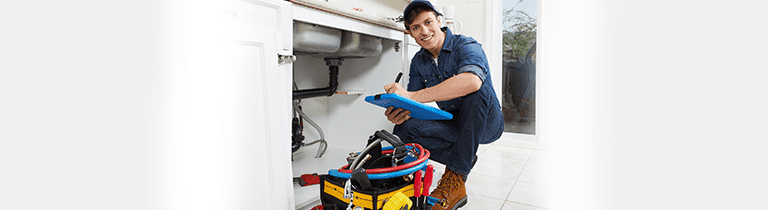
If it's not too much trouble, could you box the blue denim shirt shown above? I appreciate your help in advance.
[407,28,494,112]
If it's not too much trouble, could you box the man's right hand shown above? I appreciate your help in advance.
[385,106,411,125]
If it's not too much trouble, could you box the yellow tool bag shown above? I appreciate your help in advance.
[315,130,434,210]
[319,174,415,210]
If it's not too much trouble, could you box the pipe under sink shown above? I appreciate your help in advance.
[291,21,384,100]
[290,21,385,158]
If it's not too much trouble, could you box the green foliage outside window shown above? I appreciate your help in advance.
[503,3,537,61]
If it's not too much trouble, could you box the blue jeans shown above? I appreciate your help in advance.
[393,82,504,176]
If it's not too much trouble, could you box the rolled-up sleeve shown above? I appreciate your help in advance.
[457,64,486,82]
[456,41,489,83]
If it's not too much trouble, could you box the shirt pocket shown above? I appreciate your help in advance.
[419,74,441,87]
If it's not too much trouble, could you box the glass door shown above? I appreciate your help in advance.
[502,0,537,134]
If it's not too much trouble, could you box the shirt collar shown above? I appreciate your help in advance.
[419,27,454,58]
[440,27,455,53]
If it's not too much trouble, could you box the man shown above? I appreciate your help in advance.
[383,0,504,209]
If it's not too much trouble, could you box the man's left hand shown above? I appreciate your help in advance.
[385,106,411,125]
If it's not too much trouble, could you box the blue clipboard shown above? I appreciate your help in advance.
[364,93,453,120]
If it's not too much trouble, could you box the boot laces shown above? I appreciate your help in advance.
[432,170,463,197]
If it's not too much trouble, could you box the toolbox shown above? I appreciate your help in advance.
[311,130,439,210]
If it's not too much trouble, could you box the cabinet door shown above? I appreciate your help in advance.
[220,0,294,209]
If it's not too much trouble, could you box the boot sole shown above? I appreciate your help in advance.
[451,196,468,210]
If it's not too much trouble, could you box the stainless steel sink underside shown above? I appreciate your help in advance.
[293,21,382,59]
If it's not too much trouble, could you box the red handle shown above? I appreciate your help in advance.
[422,165,434,197]
[298,173,321,186]
[414,170,422,197]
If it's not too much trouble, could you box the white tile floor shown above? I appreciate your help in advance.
[426,132,548,210]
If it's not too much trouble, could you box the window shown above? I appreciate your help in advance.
[502,0,537,134]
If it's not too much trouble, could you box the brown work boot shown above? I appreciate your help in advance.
[430,168,467,210]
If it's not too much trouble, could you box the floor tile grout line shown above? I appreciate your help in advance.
[507,200,548,209]
[504,148,548,209]
[464,193,511,209]
[492,142,548,152]
[502,148,534,206]
[472,136,544,209]
[484,142,517,210]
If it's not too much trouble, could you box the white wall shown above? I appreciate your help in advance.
[1,1,171,209]
[433,0,487,45]
[540,0,768,209]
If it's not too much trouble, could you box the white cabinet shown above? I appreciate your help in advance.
[164,0,295,209]
[218,0,295,209]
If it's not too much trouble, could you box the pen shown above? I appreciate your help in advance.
[395,72,403,83]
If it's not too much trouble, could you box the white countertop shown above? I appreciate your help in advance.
[290,0,406,41]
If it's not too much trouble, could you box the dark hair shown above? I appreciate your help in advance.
[403,6,440,31]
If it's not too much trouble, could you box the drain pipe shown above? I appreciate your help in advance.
[293,59,342,100]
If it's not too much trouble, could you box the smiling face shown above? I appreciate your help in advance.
[407,10,445,58]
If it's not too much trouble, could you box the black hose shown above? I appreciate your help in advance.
[291,117,303,152]
[375,130,407,160]
[292,100,327,158]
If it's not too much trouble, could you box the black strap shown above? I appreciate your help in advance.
[375,130,407,160]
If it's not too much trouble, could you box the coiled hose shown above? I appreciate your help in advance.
[329,143,430,179]
[292,100,327,158]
